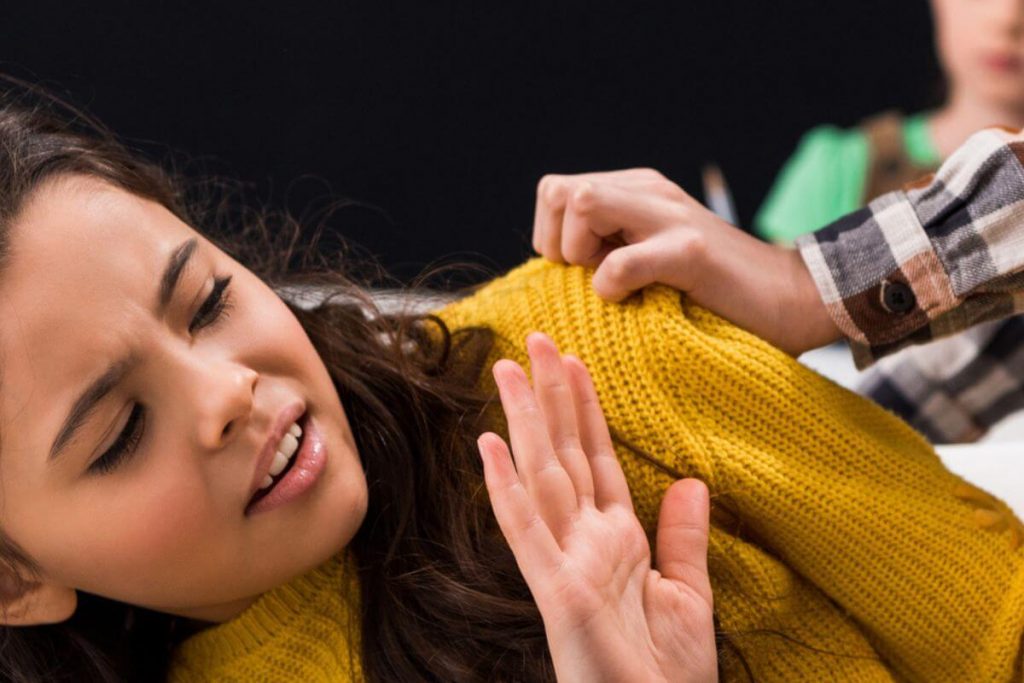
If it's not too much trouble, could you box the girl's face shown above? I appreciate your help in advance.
[933,0,1024,110]
[0,175,368,624]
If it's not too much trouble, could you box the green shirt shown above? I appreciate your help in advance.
[755,112,940,244]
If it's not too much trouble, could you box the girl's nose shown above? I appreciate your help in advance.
[191,363,260,451]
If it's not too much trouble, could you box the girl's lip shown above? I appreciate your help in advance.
[247,401,306,502]
[244,412,327,516]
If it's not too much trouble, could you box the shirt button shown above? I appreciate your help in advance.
[880,280,916,314]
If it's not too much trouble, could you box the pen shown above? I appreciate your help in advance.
[701,163,739,227]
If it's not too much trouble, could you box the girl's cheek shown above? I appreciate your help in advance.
[72,472,220,599]
[122,478,211,557]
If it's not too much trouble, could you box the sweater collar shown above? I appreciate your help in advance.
[171,549,362,667]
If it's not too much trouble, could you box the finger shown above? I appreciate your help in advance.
[477,432,565,579]
[655,479,712,601]
[590,241,660,301]
[561,181,620,267]
[590,233,707,302]
[534,170,664,263]
[560,177,677,267]
[562,355,635,513]
[567,180,678,239]
[492,359,580,538]
[526,333,596,506]
[599,229,708,302]
[533,174,570,262]
[575,167,667,187]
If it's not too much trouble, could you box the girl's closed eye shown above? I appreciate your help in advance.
[189,274,234,334]
[88,274,236,475]
[89,403,145,475]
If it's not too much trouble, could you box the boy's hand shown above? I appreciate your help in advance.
[531,169,841,356]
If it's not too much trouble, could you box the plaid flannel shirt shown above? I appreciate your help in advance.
[796,126,1024,443]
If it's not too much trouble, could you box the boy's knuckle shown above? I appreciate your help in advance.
[677,231,707,263]
[679,233,704,258]
[662,182,688,202]
[634,166,663,180]
[673,201,692,223]
[537,175,563,205]
[569,182,596,216]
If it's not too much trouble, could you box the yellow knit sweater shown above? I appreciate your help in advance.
[169,258,1024,682]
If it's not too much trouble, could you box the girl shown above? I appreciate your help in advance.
[2,79,1024,683]
[0,83,715,682]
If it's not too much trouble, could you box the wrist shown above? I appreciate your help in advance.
[779,247,842,355]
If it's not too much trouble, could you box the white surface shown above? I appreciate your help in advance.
[799,344,1024,516]
[798,343,865,391]
[934,442,1024,516]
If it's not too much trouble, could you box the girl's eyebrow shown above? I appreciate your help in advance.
[47,237,198,464]
[158,238,198,311]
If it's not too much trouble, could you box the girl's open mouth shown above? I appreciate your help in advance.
[245,411,327,516]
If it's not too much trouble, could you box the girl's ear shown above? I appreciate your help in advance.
[0,574,76,626]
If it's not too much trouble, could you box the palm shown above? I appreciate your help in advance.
[478,333,717,683]
[546,501,714,681]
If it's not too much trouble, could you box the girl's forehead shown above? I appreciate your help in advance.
[10,177,190,272]
[1,181,191,334]
[0,179,199,459]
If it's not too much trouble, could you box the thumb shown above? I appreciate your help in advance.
[590,240,663,301]
[655,478,711,594]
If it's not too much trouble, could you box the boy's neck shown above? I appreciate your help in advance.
[929,90,1024,158]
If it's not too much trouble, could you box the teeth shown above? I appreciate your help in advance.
[278,432,299,458]
[255,420,303,495]
[268,451,290,476]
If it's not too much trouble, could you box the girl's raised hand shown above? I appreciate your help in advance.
[532,169,840,356]
[477,332,718,683]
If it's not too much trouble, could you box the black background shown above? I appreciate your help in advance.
[7,1,938,281]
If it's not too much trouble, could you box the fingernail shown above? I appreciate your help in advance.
[492,359,515,381]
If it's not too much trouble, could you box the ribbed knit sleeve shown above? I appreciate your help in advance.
[438,258,1024,681]
[636,282,1024,681]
